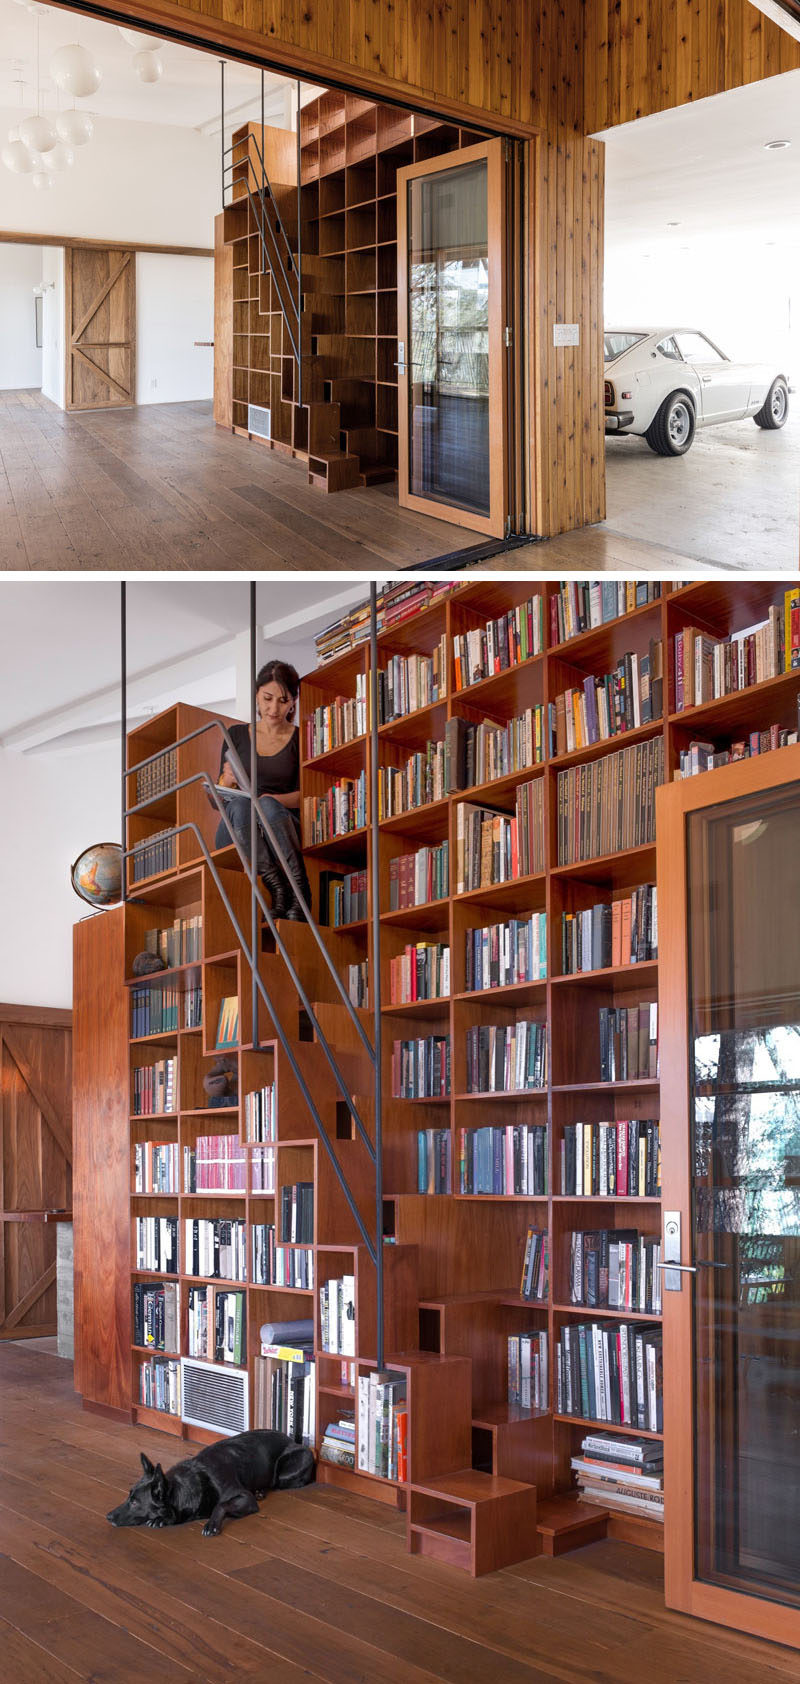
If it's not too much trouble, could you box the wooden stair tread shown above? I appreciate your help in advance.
[537,1495,610,1535]
[411,1468,534,1505]
[419,1289,512,1310]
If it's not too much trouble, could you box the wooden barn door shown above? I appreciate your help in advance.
[0,1005,72,1339]
[65,245,135,411]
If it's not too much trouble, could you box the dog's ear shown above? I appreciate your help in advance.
[140,1452,155,1476]
[152,1464,167,1501]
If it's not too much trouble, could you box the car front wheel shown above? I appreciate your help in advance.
[645,393,696,456]
[753,378,789,430]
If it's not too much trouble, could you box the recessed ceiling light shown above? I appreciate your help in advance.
[764,139,791,150]
[667,221,680,227]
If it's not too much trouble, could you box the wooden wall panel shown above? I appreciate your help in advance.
[73,908,132,1416]
[0,1004,72,1340]
[213,212,233,428]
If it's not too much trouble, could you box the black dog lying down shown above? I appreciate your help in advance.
[107,1428,315,1536]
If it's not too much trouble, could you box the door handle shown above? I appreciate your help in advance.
[655,1259,729,1274]
[701,375,712,384]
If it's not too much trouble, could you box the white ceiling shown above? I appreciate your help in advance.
[0,580,372,751]
[0,0,312,131]
[600,68,800,253]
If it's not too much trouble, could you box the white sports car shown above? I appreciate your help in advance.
[604,328,789,456]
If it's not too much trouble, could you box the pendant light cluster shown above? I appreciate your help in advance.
[2,11,166,190]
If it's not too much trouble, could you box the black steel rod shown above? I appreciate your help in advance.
[120,582,126,904]
[296,77,303,411]
[220,59,225,207]
[249,581,259,1053]
[369,582,384,1369]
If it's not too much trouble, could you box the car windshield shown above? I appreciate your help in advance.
[604,332,647,362]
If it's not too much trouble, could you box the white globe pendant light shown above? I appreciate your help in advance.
[132,49,163,84]
[20,111,56,153]
[42,140,74,172]
[56,108,94,147]
[32,170,53,190]
[50,43,102,99]
[2,136,37,172]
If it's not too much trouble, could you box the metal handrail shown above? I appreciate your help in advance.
[228,174,301,365]
[221,125,302,369]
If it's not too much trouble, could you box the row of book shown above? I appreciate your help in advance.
[560,884,657,975]
[256,1346,315,1446]
[389,942,450,1004]
[319,867,368,927]
[571,1431,663,1521]
[416,1128,451,1194]
[347,960,369,1009]
[273,1245,314,1289]
[133,1057,176,1116]
[675,723,799,778]
[305,676,367,758]
[185,1217,247,1280]
[377,637,447,721]
[519,1227,549,1302]
[673,593,799,712]
[391,1034,450,1098]
[134,746,178,803]
[378,740,448,818]
[184,1135,248,1193]
[464,914,548,992]
[187,1285,246,1364]
[455,784,546,892]
[598,1002,658,1082]
[143,916,202,968]
[131,828,177,883]
[314,582,454,662]
[319,1274,356,1355]
[244,1082,276,1143]
[280,1181,314,1244]
[453,593,545,689]
[136,1215,178,1275]
[556,735,665,866]
[133,1280,179,1351]
[388,842,448,910]
[135,1140,178,1194]
[556,1320,663,1433]
[131,983,202,1037]
[358,1369,408,1479]
[508,1330,548,1410]
[252,1223,277,1285]
[138,1355,180,1415]
[549,582,661,645]
[550,644,664,756]
[459,1124,547,1196]
[560,1120,661,1198]
[568,1229,663,1315]
[303,770,367,844]
[250,1145,276,1193]
[445,708,545,790]
[465,1019,548,1093]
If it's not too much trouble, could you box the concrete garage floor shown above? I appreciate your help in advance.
[603,408,800,571]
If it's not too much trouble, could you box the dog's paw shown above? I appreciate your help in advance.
[202,1520,220,1537]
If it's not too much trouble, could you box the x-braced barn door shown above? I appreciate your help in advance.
[0,1010,72,1339]
[65,246,135,410]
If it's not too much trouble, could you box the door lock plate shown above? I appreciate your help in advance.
[663,1210,682,1292]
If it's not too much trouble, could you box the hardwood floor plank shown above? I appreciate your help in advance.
[0,1553,179,1683]
[0,1616,86,1683]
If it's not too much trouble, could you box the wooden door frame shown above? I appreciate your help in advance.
[396,138,509,539]
[65,244,136,412]
[656,742,800,1650]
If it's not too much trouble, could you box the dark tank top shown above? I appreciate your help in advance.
[219,723,299,799]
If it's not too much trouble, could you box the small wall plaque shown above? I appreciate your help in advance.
[553,323,580,347]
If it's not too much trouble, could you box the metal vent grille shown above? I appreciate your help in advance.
[248,404,271,439]
[181,1358,249,1436]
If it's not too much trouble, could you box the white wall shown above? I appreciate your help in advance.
[0,107,218,249]
[0,245,44,389]
[136,253,214,406]
[40,246,65,408]
[0,741,121,1009]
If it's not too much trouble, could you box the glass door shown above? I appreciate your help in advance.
[396,140,508,537]
[659,757,800,1649]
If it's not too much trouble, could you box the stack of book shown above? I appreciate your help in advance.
[377,637,447,720]
[357,1369,408,1479]
[389,941,450,1003]
[676,723,799,778]
[133,1280,179,1351]
[598,1002,658,1080]
[453,594,544,688]
[347,960,369,1009]
[134,1140,178,1194]
[466,1020,548,1093]
[416,1127,452,1194]
[673,594,799,710]
[280,1181,314,1244]
[135,1215,178,1274]
[305,679,367,757]
[556,736,665,865]
[184,1217,247,1280]
[571,1432,664,1521]
[378,739,447,817]
[556,1321,663,1430]
[139,1355,180,1415]
[391,1034,450,1098]
[464,914,547,991]
[389,842,449,909]
[459,1124,547,1195]
[568,1228,663,1314]
[519,1227,549,1301]
[560,1120,661,1197]
[319,867,368,926]
[135,746,178,803]
[303,771,366,843]
[444,709,545,791]
[143,916,202,967]
[131,829,176,883]
[319,1414,356,1468]
[319,1275,356,1355]
[508,1330,548,1409]
[257,1325,315,1445]
[184,1134,248,1192]
[549,643,663,754]
[133,1057,176,1116]
[244,1082,276,1143]
[560,884,657,974]
[550,582,661,645]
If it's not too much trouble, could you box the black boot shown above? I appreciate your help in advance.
[284,861,311,921]
[259,865,290,920]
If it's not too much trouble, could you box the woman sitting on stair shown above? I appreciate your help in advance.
[215,659,311,921]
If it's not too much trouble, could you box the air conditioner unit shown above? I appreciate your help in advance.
[181,1357,249,1436]
[248,404,271,439]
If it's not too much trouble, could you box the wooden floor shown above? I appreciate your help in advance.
[1,1341,797,1684]
[0,391,735,574]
